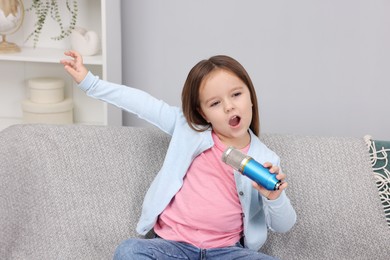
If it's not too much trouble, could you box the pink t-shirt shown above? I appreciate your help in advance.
[154,132,250,248]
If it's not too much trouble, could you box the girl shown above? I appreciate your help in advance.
[61,51,296,260]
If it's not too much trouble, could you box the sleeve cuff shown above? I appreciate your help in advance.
[78,71,98,92]
[263,190,288,208]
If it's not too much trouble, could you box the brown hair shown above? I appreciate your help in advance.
[181,55,260,136]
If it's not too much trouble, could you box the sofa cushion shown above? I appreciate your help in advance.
[260,134,390,260]
[0,124,170,260]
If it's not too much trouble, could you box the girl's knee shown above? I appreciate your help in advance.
[113,238,145,260]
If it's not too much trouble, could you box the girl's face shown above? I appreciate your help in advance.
[198,69,253,149]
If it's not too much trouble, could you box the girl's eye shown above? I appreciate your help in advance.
[233,92,242,97]
[210,101,220,107]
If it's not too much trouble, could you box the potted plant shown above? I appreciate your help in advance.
[25,0,78,47]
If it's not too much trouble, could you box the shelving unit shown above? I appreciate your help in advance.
[0,0,122,131]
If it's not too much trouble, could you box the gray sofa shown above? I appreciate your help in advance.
[0,124,388,260]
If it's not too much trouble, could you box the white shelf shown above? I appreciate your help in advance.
[0,47,102,65]
[0,0,122,130]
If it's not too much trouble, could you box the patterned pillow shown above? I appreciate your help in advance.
[365,135,390,227]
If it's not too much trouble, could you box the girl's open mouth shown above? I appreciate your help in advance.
[229,115,241,127]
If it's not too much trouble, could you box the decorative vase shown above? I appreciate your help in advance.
[70,27,100,56]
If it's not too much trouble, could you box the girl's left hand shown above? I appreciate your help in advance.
[60,50,88,84]
[252,162,288,200]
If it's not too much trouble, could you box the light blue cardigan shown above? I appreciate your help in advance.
[79,72,296,250]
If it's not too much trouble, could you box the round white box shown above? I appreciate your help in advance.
[22,98,74,125]
[28,77,65,104]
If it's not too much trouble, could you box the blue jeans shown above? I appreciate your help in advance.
[113,238,278,260]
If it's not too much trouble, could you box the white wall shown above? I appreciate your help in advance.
[120,0,390,140]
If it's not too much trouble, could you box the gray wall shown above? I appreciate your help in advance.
[120,0,390,140]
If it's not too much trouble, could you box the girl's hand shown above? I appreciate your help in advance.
[60,50,89,84]
[252,162,288,200]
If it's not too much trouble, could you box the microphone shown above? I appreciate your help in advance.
[221,147,281,191]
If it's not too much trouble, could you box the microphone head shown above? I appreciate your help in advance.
[221,147,251,172]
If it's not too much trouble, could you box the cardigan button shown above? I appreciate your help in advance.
[239,191,244,196]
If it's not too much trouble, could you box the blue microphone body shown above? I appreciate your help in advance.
[222,147,281,191]
[241,158,280,191]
